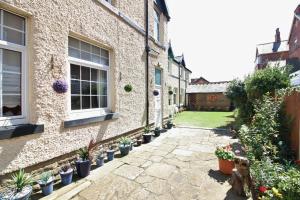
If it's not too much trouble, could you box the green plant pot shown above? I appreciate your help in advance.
[119,145,130,156]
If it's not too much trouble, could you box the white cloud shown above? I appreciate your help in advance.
[166,0,298,81]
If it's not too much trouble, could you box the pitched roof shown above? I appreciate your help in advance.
[288,4,300,43]
[154,0,170,21]
[186,82,230,94]
[256,40,289,55]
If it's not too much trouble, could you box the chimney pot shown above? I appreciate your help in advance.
[275,28,281,43]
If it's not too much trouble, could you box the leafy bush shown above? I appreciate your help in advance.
[245,67,290,101]
[277,167,300,200]
[77,139,97,161]
[214,145,235,161]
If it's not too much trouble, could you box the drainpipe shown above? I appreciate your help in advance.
[145,0,150,126]
[178,65,181,109]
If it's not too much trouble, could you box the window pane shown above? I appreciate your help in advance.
[71,64,80,79]
[100,96,107,108]
[155,69,161,85]
[82,96,90,109]
[91,68,99,82]
[69,37,79,49]
[81,51,91,61]
[3,27,25,45]
[71,80,80,94]
[92,96,99,108]
[3,11,25,31]
[92,46,101,55]
[3,95,21,116]
[2,49,21,73]
[91,55,101,64]
[3,73,21,94]
[81,81,90,95]
[91,83,99,95]
[100,83,107,95]
[71,96,80,110]
[81,42,91,52]
[69,47,80,59]
[81,66,90,81]
[101,49,109,59]
[100,70,107,82]
[101,58,109,66]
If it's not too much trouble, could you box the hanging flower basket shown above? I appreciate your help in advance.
[153,90,159,96]
[124,84,133,93]
[168,91,173,95]
[53,80,68,94]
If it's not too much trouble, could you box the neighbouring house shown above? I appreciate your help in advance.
[0,0,171,177]
[186,80,231,111]
[167,42,192,115]
[254,28,289,70]
[190,77,210,85]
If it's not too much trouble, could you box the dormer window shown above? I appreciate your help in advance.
[154,10,160,41]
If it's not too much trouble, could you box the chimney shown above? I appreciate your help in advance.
[275,28,281,43]
[295,4,300,15]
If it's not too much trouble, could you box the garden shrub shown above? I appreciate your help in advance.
[245,67,291,102]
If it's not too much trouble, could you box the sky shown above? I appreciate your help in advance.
[166,0,299,82]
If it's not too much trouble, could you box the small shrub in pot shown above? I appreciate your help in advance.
[215,145,235,175]
[166,119,173,129]
[59,163,73,186]
[143,126,152,143]
[37,171,54,196]
[7,169,33,200]
[106,145,115,161]
[154,127,161,137]
[119,137,131,156]
[75,139,96,178]
[96,146,105,167]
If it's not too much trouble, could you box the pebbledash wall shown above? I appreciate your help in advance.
[0,0,169,176]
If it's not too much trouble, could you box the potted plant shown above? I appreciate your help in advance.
[215,145,235,175]
[106,145,115,161]
[168,91,173,95]
[166,119,173,129]
[96,146,105,167]
[136,137,143,146]
[75,139,96,178]
[143,126,152,143]
[154,127,161,137]
[37,171,54,196]
[8,169,33,200]
[59,163,73,186]
[119,137,131,156]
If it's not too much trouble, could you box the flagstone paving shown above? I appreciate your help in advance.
[72,127,247,200]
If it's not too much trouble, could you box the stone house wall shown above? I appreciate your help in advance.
[0,0,169,176]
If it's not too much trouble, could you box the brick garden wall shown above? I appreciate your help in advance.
[188,93,231,111]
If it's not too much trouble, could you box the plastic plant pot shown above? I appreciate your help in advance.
[119,145,130,156]
[38,177,54,196]
[59,168,73,186]
[107,150,115,161]
[75,160,91,178]
[143,134,152,143]
[96,157,105,167]
[218,159,235,175]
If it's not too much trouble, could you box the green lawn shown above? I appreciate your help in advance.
[174,111,234,129]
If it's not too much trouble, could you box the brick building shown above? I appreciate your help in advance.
[255,28,289,70]
[186,81,231,111]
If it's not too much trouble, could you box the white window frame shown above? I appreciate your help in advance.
[0,10,27,126]
[67,38,111,120]
[154,9,160,42]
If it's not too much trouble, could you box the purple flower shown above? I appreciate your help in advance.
[53,80,68,94]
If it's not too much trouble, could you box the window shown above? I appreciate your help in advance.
[154,10,160,41]
[105,0,112,4]
[68,37,109,111]
[155,68,161,86]
[0,10,26,120]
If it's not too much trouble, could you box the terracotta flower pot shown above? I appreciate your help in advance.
[218,159,235,175]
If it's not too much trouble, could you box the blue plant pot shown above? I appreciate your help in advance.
[12,185,32,200]
[119,145,130,156]
[59,169,73,186]
[39,178,54,196]
[75,160,91,178]
[107,150,115,161]
[96,157,105,167]
[143,134,152,143]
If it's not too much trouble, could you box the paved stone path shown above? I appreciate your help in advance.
[72,127,247,200]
